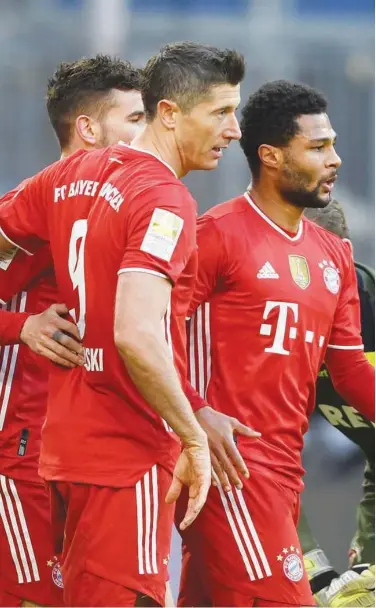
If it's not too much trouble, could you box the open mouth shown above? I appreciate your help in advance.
[321,175,338,192]
[212,146,228,157]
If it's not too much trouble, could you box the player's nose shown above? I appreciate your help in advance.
[224,114,241,141]
[328,146,342,169]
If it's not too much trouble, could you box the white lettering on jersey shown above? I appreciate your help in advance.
[259,301,327,356]
[98,182,124,212]
[84,347,104,372]
[68,180,99,198]
[54,186,67,202]
[141,208,184,262]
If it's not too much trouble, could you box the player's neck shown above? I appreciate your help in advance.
[131,126,184,178]
[249,182,304,235]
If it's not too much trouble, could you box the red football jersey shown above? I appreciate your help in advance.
[188,193,364,491]
[0,144,198,487]
[0,183,56,484]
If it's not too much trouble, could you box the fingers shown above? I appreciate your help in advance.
[51,329,84,356]
[35,343,78,368]
[210,451,231,492]
[49,306,82,343]
[224,440,250,480]
[232,419,261,439]
[165,476,183,505]
[39,335,84,367]
[50,303,69,315]
[179,483,208,531]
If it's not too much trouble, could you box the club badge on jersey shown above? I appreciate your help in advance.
[319,260,341,294]
[277,546,304,582]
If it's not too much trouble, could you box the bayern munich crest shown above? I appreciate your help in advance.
[277,546,304,582]
[318,260,341,294]
[47,556,64,589]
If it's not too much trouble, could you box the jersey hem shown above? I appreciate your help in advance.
[117,267,168,280]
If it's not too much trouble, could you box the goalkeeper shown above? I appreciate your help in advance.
[301,201,375,607]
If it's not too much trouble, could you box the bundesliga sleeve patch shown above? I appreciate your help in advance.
[140,208,184,262]
[0,247,18,271]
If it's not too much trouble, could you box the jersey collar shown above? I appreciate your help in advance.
[118,142,178,178]
[244,192,303,242]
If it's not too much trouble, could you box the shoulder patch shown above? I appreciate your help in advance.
[0,248,18,271]
[140,208,184,262]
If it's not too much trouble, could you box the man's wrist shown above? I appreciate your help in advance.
[1,311,32,345]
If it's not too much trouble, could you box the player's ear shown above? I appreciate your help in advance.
[258,144,282,171]
[75,114,97,146]
[157,99,179,130]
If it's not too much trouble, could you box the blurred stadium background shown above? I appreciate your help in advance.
[0,0,374,598]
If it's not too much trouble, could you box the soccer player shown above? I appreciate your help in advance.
[0,42,244,606]
[0,55,145,607]
[300,200,375,607]
[176,80,375,607]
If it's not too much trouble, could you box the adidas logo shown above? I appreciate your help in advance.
[257,261,279,279]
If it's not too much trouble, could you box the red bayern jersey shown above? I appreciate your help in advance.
[0,144,198,487]
[188,192,364,491]
[0,182,56,483]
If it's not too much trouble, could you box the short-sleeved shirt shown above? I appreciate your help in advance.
[0,144,198,487]
[187,193,363,491]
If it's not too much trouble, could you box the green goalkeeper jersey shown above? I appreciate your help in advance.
[300,262,375,567]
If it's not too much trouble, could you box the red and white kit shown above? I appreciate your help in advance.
[0,184,63,607]
[0,144,198,606]
[179,193,373,606]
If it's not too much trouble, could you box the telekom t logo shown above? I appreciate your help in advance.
[260,301,299,356]
[260,301,326,355]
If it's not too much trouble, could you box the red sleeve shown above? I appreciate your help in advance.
[118,184,196,284]
[327,240,364,351]
[0,173,49,254]
[185,379,209,412]
[188,215,225,317]
[0,245,52,304]
[0,310,31,345]
[325,348,375,421]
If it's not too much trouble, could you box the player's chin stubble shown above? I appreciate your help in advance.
[282,184,331,209]
[280,168,331,209]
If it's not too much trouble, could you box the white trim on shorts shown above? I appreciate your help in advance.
[0,475,40,584]
[135,465,159,575]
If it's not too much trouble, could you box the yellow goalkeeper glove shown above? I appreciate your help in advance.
[315,565,375,607]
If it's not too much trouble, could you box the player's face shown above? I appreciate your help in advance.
[97,89,145,146]
[278,113,342,209]
[174,84,241,171]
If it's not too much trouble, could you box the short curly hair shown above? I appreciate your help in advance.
[304,199,350,239]
[240,80,327,180]
[47,54,142,148]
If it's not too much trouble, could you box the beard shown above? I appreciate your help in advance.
[279,165,332,210]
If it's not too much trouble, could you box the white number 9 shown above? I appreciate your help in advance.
[68,219,88,339]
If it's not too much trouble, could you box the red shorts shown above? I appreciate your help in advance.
[0,475,64,607]
[49,464,174,607]
[176,468,315,607]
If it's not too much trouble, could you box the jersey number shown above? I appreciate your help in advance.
[68,219,88,339]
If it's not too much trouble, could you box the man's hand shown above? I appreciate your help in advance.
[195,406,260,492]
[20,303,84,368]
[165,435,211,531]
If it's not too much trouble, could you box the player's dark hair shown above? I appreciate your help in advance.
[141,41,245,121]
[46,54,142,148]
[240,80,328,180]
[304,199,350,239]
